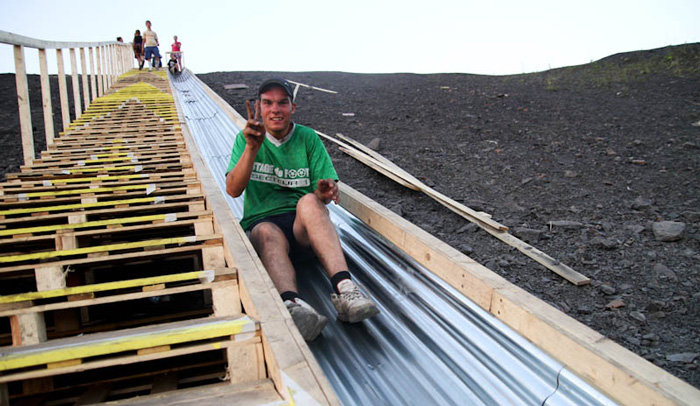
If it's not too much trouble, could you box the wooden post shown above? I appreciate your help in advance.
[56,48,71,131]
[95,46,103,97]
[38,48,55,147]
[89,47,97,101]
[80,47,90,109]
[102,45,111,93]
[69,48,82,119]
[105,45,112,89]
[13,45,34,166]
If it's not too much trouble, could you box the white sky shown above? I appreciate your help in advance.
[1,0,698,76]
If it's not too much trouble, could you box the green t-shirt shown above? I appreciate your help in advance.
[226,124,338,230]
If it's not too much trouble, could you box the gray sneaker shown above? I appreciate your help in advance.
[331,280,380,323]
[285,298,328,341]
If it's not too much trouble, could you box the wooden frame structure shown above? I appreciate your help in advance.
[1,32,338,403]
[0,30,132,167]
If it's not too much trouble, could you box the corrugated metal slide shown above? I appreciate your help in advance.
[169,69,617,406]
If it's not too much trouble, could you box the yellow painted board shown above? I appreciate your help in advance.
[0,316,257,371]
[16,184,155,199]
[0,236,197,263]
[0,270,214,303]
[0,196,159,216]
[0,213,172,237]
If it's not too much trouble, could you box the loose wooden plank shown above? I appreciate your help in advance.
[329,132,589,285]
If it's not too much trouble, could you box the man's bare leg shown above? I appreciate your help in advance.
[249,221,327,341]
[293,194,380,323]
[293,194,347,276]
[249,222,298,292]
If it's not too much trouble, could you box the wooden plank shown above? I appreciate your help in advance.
[0,241,218,274]
[492,286,698,406]
[10,312,47,345]
[79,47,90,109]
[56,48,71,131]
[95,46,103,97]
[0,235,218,263]
[331,133,590,285]
[226,343,266,384]
[89,46,97,101]
[0,31,120,50]
[13,44,35,166]
[0,279,229,318]
[38,48,55,147]
[0,315,258,372]
[70,48,82,119]
[0,270,217,304]
[88,380,283,406]
[0,338,257,384]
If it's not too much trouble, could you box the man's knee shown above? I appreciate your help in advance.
[296,193,327,218]
[250,222,289,251]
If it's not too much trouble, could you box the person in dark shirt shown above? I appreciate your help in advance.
[132,30,144,70]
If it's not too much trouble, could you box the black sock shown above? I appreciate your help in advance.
[330,271,352,294]
[280,291,300,302]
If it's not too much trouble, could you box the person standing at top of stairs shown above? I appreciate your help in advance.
[143,20,161,71]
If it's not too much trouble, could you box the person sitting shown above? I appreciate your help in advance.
[171,35,182,66]
[225,78,380,341]
[167,54,180,74]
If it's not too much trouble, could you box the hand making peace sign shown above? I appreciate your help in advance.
[243,99,265,148]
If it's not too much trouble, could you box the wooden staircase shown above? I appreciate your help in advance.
[0,70,326,405]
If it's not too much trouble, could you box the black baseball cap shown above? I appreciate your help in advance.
[258,78,294,100]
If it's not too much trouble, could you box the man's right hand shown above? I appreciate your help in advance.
[243,99,265,149]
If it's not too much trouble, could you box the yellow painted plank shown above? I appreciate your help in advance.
[0,196,161,216]
[0,213,173,237]
[0,316,256,371]
[0,236,197,263]
[0,270,214,303]
[15,183,155,199]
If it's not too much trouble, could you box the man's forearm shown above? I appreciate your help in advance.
[226,145,259,197]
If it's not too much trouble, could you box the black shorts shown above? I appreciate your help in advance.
[246,211,314,262]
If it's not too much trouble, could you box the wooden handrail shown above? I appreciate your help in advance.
[1,30,131,166]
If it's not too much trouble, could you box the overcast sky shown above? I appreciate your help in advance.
[1,0,698,76]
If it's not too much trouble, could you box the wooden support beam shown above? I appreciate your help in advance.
[56,48,71,131]
[38,48,55,147]
[80,47,90,109]
[95,46,104,97]
[70,48,82,119]
[13,44,34,166]
[89,47,97,101]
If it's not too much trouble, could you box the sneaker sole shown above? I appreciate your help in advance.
[293,312,328,341]
[339,305,380,324]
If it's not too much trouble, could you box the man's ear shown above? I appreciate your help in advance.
[291,102,297,114]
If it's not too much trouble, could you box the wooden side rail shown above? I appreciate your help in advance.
[0,30,131,166]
